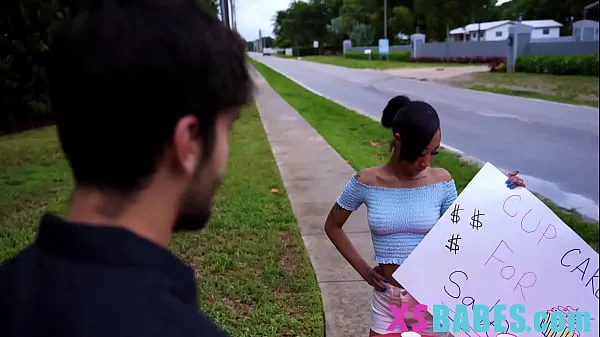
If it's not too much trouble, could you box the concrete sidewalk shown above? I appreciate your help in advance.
[251,68,376,337]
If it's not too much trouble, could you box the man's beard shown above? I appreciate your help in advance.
[173,206,212,232]
[173,166,222,232]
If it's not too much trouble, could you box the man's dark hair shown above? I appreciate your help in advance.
[48,0,252,194]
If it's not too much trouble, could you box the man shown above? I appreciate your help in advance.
[0,0,252,336]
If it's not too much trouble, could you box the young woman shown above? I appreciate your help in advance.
[324,95,525,337]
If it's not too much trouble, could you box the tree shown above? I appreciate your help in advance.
[409,0,495,41]
[270,0,595,48]
[340,0,377,25]
[388,6,414,41]
[0,0,70,134]
[494,0,593,32]
[273,10,292,47]
[326,16,349,46]
[272,0,332,48]
[348,23,375,45]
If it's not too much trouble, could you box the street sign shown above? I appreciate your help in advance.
[313,40,319,48]
[378,38,389,56]
[342,39,352,53]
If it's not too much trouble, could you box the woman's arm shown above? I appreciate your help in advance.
[324,203,372,278]
[324,172,387,291]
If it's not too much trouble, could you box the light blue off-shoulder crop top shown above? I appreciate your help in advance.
[336,174,458,265]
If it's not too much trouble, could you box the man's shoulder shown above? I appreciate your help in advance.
[1,251,230,337]
[0,245,36,281]
[146,293,230,337]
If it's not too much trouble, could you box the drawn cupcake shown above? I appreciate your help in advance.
[540,306,581,337]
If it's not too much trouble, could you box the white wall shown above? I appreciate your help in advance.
[465,23,511,41]
[484,24,511,41]
[468,30,484,40]
[530,27,560,39]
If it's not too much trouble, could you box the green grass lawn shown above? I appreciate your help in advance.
[452,72,600,107]
[0,105,323,337]
[301,55,466,70]
[250,59,599,252]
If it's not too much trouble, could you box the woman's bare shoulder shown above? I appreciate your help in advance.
[430,167,453,183]
[356,166,385,186]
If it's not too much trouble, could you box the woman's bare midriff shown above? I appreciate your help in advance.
[379,263,403,288]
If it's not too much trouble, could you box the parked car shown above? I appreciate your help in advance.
[262,48,273,56]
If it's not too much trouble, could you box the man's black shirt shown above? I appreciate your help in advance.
[0,214,228,337]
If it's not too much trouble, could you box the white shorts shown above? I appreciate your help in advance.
[370,283,451,336]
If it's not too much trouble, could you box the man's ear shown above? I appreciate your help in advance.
[172,115,201,176]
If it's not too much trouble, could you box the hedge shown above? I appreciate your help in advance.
[515,54,599,76]
[293,46,343,57]
[344,51,411,62]
[410,56,506,65]
[343,53,505,65]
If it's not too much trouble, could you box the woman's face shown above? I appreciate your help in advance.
[396,129,441,176]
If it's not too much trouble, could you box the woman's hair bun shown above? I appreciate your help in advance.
[381,95,411,129]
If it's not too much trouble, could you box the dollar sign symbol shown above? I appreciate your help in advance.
[470,209,485,230]
[450,204,463,224]
[446,234,461,254]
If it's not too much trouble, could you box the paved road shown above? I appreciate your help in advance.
[249,53,599,220]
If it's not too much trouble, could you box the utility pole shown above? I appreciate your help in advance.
[231,0,236,31]
[221,0,231,28]
[220,0,226,26]
[258,29,262,52]
[383,0,388,39]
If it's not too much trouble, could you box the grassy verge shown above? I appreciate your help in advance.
[449,72,599,108]
[0,106,323,336]
[301,55,464,69]
[249,59,599,252]
[0,127,73,259]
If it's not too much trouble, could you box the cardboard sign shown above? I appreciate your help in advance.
[393,162,599,337]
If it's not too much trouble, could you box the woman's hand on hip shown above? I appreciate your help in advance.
[506,170,525,189]
[360,265,388,292]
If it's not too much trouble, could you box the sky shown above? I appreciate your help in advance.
[236,0,291,41]
[235,0,513,41]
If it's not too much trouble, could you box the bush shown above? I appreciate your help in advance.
[515,54,599,76]
[344,51,411,62]
[296,46,343,57]
[410,56,506,65]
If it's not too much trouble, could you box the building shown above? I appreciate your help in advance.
[573,19,599,40]
[449,19,563,41]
